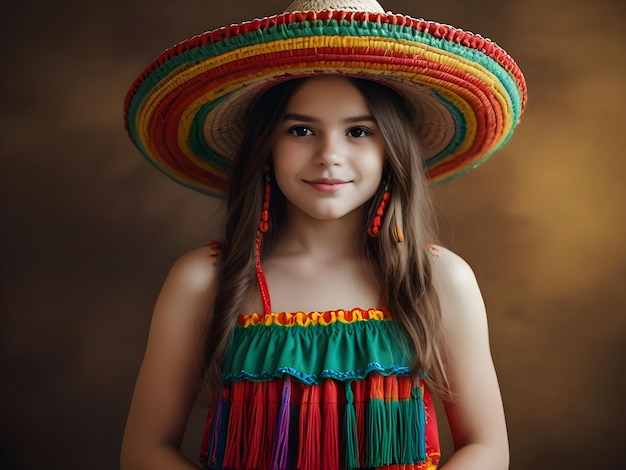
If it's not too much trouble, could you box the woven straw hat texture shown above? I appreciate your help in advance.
[286,0,385,12]
[124,0,527,196]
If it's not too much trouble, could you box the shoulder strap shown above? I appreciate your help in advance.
[255,235,272,315]
[207,241,221,264]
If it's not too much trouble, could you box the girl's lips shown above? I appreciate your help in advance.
[305,180,350,193]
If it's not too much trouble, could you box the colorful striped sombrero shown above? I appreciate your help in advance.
[124,0,527,197]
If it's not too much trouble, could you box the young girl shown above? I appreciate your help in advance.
[121,1,526,469]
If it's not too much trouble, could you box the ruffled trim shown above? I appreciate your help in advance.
[224,363,411,384]
[223,315,413,385]
[238,307,391,327]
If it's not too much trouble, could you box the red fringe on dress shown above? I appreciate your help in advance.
[200,373,439,470]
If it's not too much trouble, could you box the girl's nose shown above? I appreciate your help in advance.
[313,134,344,167]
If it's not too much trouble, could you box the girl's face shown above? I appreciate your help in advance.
[272,76,385,223]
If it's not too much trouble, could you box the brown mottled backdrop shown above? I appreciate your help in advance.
[1,0,624,468]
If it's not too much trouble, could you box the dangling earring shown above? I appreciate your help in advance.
[368,182,390,238]
[392,197,405,243]
[258,165,271,234]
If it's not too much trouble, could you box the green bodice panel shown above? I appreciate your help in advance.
[222,309,413,384]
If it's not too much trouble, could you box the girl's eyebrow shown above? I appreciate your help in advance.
[283,113,377,124]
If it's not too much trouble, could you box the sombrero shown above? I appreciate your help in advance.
[124,0,527,197]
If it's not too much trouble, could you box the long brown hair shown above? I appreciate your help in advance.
[202,76,448,401]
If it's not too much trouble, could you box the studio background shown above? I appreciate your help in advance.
[1,0,624,468]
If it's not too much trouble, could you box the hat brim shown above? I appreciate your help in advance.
[124,10,527,196]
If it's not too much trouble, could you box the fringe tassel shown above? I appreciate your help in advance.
[353,380,367,467]
[366,373,386,467]
[344,381,359,470]
[398,377,416,464]
[272,378,292,470]
[223,381,248,468]
[298,384,321,470]
[322,380,339,470]
[203,388,227,466]
[413,385,427,462]
[261,379,281,469]
[200,403,214,465]
[206,376,433,469]
[244,381,267,469]
[216,399,231,468]
[385,376,400,464]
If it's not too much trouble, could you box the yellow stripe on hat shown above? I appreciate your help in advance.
[134,34,510,176]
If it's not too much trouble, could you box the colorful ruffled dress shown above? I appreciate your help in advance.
[200,256,440,469]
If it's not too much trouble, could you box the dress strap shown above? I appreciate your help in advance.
[255,235,272,315]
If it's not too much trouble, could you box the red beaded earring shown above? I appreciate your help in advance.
[368,183,390,238]
[258,166,271,234]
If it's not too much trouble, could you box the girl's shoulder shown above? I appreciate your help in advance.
[164,241,221,294]
[427,244,486,324]
[427,244,476,282]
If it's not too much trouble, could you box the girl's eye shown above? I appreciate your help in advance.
[347,127,371,138]
[289,126,313,137]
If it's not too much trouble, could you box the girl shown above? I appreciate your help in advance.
[121,1,526,469]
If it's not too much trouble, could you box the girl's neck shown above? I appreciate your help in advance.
[275,205,366,261]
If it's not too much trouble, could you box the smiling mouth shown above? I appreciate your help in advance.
[304,179,351,193]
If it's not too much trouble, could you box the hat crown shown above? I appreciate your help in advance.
[284,0,385,13]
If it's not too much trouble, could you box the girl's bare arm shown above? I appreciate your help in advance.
[121,246,218,469]
[432,246,509,470]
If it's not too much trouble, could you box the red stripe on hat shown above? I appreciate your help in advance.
[144,44,506,189]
